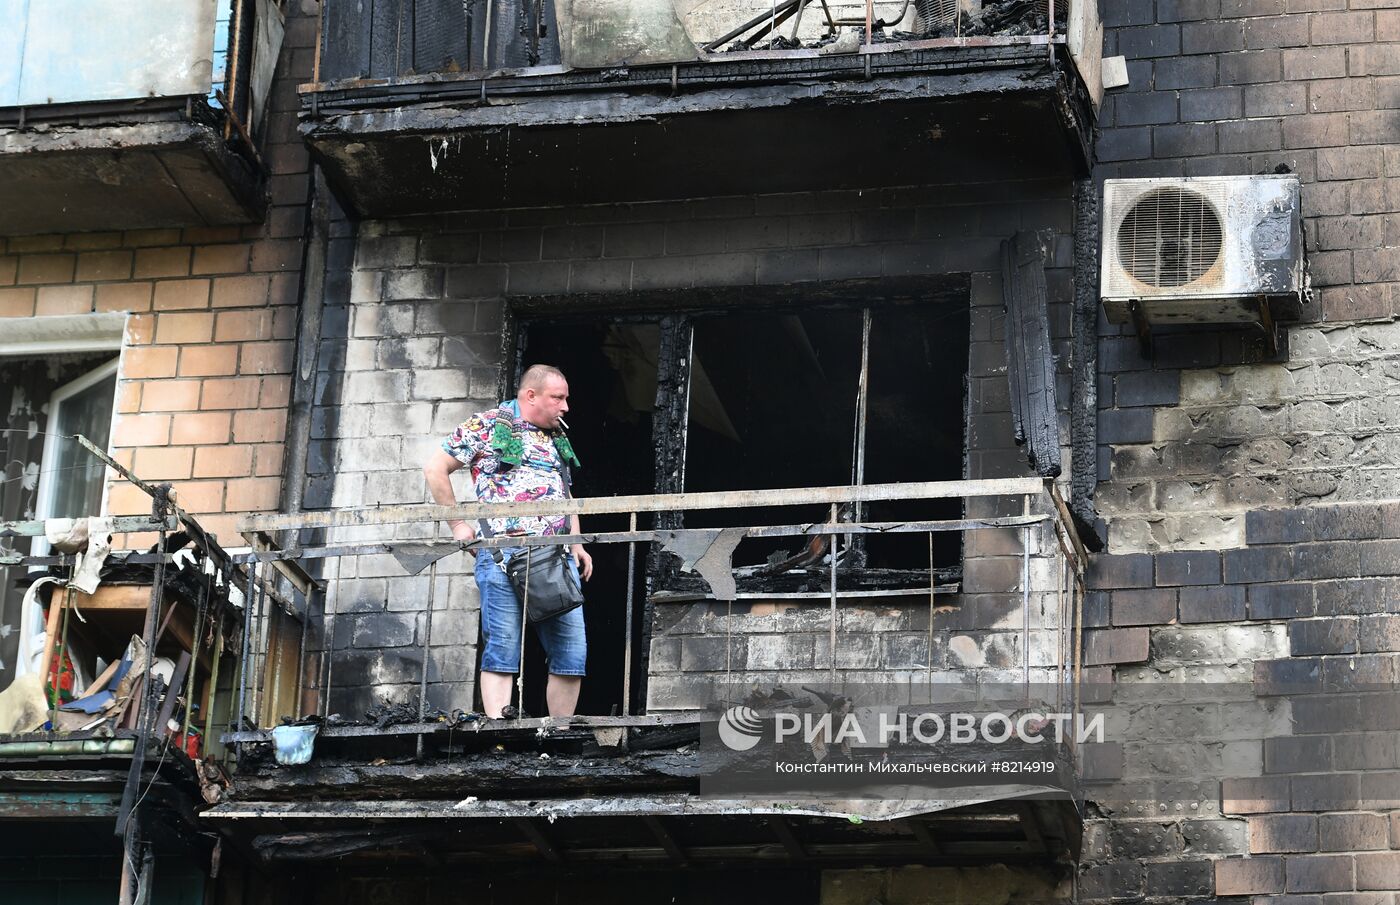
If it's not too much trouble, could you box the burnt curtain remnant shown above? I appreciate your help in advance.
[1002,229,1061,478]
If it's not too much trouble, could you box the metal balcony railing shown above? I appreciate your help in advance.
[227,477,1088,766]
[310,0,1099,90]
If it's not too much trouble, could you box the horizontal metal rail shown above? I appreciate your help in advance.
[223,712,714,743]
[0,515,176,538]
[243,514,1047,563]
[240,478,1046,534]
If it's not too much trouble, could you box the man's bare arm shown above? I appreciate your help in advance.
[423,449,476,542]
[569,513,593,581]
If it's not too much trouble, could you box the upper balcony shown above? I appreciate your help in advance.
[300,0,1103,218]
[0,0,284,235]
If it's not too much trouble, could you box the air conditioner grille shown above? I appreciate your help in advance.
[1117,187,1224,288]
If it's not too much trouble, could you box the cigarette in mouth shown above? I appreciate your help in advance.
[558,417,570,430]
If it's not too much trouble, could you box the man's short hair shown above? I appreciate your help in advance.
[519,364,566,393]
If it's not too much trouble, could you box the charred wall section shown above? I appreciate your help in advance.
[303,179,1078,718]
[1082,1,1400,901]
[1094,0,1400,553]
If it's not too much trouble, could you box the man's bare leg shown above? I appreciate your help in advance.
[545,675,582,717]
[480,670,515,718]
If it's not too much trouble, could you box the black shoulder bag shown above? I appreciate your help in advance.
[477,460,584,624]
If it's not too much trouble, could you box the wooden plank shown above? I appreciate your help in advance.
[1067,0,1103,109]
[1002,230,1062,478]
[322,0,374,80]
[70,585,152,611]
[221,711,716,742]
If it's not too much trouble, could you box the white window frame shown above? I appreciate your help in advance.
[6,314,126,677]
[32,356,122,538]
[1,313,127,528]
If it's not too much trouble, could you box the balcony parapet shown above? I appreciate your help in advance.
[299,0,1100,215]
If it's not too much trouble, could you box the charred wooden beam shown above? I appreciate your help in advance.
[767,815,807,860]
[0,514,175,537]
[906,819,944,855]
[229,514,1042,570]
[305,42,1061,106]
[223,818,1072,868]
[1068,177,1104,550]
[223,710,712,743]
[251,830,433,861]
[1002,229,1062,479]
[1016,801,1047,852]
[239,477,1048,533]
[642,815,688,864]
[221,750,706,801]
[513,817,566,863]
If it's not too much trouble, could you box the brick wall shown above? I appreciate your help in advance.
[1088,3,1400,898]
[1078,502,1400,901]
[307,178,1078,716]
[0,2,318,545]
[1096,0,1400,552]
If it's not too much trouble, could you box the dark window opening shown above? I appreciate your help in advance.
[684,308,862,567]
[678,302,970,587]
[860,304,969,569]
[513,294,969,710]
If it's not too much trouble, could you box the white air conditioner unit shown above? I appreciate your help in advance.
[1101,175,1305,349]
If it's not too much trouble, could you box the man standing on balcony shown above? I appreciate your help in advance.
[423,364,593,718]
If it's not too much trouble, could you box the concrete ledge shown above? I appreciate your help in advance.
[0,114,267,235]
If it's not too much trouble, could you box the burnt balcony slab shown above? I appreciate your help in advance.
[301,44,1095,218]
[0,103,266,236]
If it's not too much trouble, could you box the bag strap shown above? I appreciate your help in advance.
[474,513,506,564]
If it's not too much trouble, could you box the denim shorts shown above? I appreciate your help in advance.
[475,547,586,676]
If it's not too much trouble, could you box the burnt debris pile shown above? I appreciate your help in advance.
[729,0,1065,52]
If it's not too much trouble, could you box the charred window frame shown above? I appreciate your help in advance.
[514,292,970,601]
[652,301,969,598]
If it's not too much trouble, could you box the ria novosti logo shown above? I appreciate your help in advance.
[717,705,764,751]
[716,706,1103,751]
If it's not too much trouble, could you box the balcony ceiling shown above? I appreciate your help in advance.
[303,44,1093,218]
[0,109,266,236]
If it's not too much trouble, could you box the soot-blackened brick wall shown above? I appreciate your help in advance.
[1089,4,1400,898]
[1097,0,1400,553]
[1077,502,1400,900]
